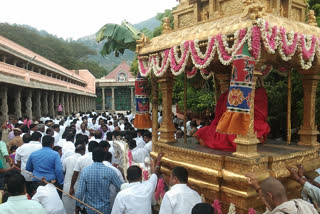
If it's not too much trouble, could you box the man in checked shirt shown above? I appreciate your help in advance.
[75,146,123,214]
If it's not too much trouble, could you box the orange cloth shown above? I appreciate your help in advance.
[195,88,270,152]
[134,113,152,129]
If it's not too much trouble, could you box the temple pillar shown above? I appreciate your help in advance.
[48,91,55,116]
[14,87,22,118]
[69,94,74,113]
[42,91,48,115]
[75,95,78,113]
[79,96,82,112]
[25,89,32,119]
[61,93,65,115]
[298,70,320,146]
[92,97,95,111]
[77,95,80,113]
[130,87,135,112]
[233,72,260,158]
[34,90,41,119]
[55,92,60,116]
[80,96,86,111]
[65,93,69,115]
[73,95,77,113]
[102,88,106,111]
[151,74,159,142]
[0,85,8,123]
[74,95,78,113]
[87,97,89,111]
[158,72,176,143]
[111,87,115,112]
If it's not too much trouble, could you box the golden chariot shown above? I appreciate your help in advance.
[136,0,320,212]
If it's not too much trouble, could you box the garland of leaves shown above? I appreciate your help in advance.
[138,18,320,78]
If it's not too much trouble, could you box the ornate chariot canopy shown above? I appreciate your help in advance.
[137,0,320,78]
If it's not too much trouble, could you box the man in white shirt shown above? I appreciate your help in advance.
[60,133,76,161]
[103,151,124,207]
[32,183,66,214]
[88,118,100,130]
[89,130,102,143]
[134,130,145,148]
[108,121,115,132]
[62,145,85,214]
[159,166,201,214]
[129,139,146,164]
[111,153,164,214]
[15,132,42,194]
[52,125,60,146]
[37,124,46,137]
[0,171,46,214]
[76,123,90,137]
[143,131,152,157]
[58,121,66,138]
[69,141,99,196]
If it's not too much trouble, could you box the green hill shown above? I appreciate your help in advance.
[0,17,160,78]
[0,23,108,78]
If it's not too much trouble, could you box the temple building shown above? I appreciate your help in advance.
[96,61,135,112]
[0,35,96,123]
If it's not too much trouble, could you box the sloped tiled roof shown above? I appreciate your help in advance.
[103,61,134,80]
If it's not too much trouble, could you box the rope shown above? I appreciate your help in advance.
[13,166,103,214]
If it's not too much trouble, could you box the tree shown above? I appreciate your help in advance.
[0,23,108,78]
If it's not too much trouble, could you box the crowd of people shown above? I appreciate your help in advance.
[0,110,211,214]
[0,110,319,214]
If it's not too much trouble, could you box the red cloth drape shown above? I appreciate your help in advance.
[195,88,270,152]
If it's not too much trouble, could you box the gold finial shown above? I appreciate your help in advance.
[308,10,318,26]
[162,17,172,34]
[242,0,265,22]
[135,33,149,53]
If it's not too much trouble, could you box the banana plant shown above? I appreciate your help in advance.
[96,20,147,57]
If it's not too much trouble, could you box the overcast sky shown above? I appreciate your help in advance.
[0,0,178,39]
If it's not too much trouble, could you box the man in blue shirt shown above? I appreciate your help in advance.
[75,146,123,214]
[26,135,64,185]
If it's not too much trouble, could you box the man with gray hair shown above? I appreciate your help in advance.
[37,124,46,136]
[246,174,317,213]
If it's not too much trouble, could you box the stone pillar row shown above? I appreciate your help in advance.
[0,85,96,125]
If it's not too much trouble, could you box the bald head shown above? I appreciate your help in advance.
[260,177,288,209]
[261,177,286,197]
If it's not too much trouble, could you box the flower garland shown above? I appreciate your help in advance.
[298,34,317,69]
[186,67,198,79]
[200,68,213,80]
[216,34,233,65]
[248,25,261,60]
[278,29,299,61]
[137,18,320,78]
[170,41,190,76]
[248,208,257,214]
[257,19,279,54]
[228,203,236,214]
[138,56,153,77]
[212,200,222,214]
[153,49,170,77]
[189,37,216,69]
